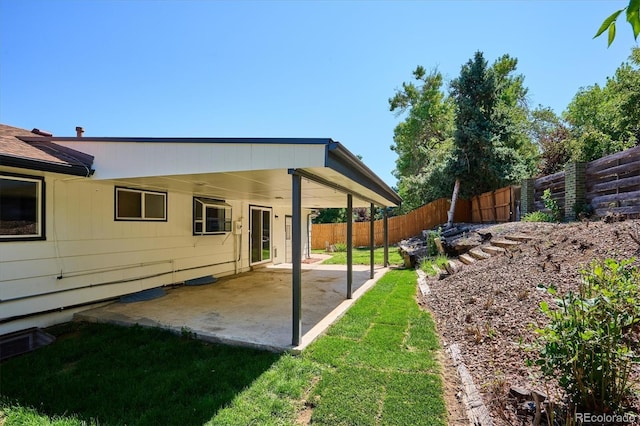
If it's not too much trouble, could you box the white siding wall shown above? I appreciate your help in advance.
[1,171,304,334]
[261,206,311,265]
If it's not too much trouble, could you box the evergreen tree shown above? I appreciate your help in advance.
[448,51,499,198]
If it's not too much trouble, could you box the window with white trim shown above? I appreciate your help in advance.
[193,197,231,235]
[0,174,44,240]
[115,187,167,221]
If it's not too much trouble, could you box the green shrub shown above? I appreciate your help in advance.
[534,258,640,411]
[333,242,347,252]
[420,255,449,277]
[426,228,442,257]
[522,211,555,222]
[542,189,562,221]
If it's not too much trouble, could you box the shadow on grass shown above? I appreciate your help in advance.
[0,322,280,426]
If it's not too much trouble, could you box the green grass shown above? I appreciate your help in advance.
[419,255,450,276]
[304,269,446,425]
[0,269,446,426]
[0,323,280,425]
[316,246,404,266]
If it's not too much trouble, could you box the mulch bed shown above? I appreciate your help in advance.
[419,219,640,424]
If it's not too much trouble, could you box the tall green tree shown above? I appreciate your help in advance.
[388,67,455,211]
[445,52,497,226]
[389,52,538,218]
[445,51,538,225]
[448,51,499,196]
[530,106,571,175]
[563,47,640,162]
[491,54,539,182]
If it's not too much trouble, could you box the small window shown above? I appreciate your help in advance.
[115,187,167,221]
[193,197,231,235]
[0,174,45,241]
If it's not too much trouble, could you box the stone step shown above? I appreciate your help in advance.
[431,264,449,280]
[469,247,492,260]
[459,253,476,265]
[491,239,521,250]
[504,234,535,243]
[446,259,465,274]
[482,245,506,256]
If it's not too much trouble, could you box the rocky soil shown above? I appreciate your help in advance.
[418,219,640,425]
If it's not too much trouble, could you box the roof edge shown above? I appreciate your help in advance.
[0,155,94,177]
[326,142,401,206]
[18,136,335,145]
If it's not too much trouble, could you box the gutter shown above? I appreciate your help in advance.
[0,155,94,177]
[326,141,402,206]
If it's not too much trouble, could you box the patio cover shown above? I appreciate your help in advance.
[20,135,402,346]
[19,136,401,209]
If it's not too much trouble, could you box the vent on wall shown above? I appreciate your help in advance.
[0,327,56,361]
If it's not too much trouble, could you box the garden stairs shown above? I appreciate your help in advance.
[437,233,534,279]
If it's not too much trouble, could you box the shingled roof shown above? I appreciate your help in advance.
[0,124,94,176]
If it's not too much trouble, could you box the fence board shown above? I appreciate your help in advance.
[586,162,640,182]
[585,145,640,173]
[527,146,640,219]
[594,205,640,217]
[588,174,640,193]
[470,185,519,223]
[311,198,471,249]
[591,189,640,208]
[585,146,640,218]
[534,171,565,187]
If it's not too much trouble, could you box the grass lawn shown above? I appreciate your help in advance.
[1,269,446,426]
[314,246,404,266]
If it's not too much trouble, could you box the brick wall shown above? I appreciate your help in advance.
[564,162,586,220]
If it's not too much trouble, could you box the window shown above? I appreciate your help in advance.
[193,197,231,235]
[0,174,44,241]
[115,187,167,221]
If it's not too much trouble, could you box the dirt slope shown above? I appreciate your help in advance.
[420,219,640,424]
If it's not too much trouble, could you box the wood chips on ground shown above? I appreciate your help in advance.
[419,219,640,425]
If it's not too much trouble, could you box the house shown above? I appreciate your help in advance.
[0,124,401,345]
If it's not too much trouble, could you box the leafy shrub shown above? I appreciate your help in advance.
[542,188,562,221]
[332,242,347,252]
[522,211,555,222]
[534,258,640,411]
[426,228,442,257]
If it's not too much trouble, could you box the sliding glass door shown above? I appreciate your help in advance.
[250,206,271,264]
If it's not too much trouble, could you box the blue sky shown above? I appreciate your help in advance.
[1,1,637,186]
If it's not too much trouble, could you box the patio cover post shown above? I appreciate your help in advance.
[370,203,375,279]
[347,194,353,299]
[291,171,302,346]
[384,208,389,267]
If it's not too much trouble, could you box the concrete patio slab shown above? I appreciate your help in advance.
[75,261,389,352]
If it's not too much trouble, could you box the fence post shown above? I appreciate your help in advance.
[564,162,586,221]
[521,178,535,216]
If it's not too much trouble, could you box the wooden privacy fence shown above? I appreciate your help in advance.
[310,198,471,250]
[470,185,521,223]
[522,145,640,219]
[534,171,566,213]
[586,145,640,216]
